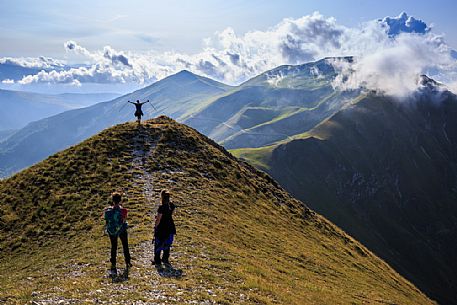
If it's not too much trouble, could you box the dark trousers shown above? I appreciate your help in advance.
[154,234,174,264]
[109,230,131,267]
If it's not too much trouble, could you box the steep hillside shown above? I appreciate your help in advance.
[0,129,16,142]
[238,90,457,304]
[0,117,433,304]
[185,57,359,149]
[53,92,121,108]
[0,89,119,131]
[0,71,231,177]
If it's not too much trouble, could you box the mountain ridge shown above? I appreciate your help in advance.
[0,116,434,304]
[185,57,360,149]
[0,70,232,177]
[235,89,457,304]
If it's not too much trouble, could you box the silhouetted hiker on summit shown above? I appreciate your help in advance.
[153,189,176,268]
[128,100,149,124]
[104,192,132,275]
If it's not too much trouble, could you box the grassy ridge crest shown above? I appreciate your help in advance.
[0,116,434,304]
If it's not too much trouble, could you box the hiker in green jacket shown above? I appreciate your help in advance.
[104,192,132,274]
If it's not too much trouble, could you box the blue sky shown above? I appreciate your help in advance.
[0,0,456,94]
[1,0,456,57]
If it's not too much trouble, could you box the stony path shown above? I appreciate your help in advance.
[31,128,182,305]
[131,127,156,203]
[29,127,222,304]
[125,127,180,302]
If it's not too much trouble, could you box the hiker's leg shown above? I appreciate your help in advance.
[154,237,162,264]
[109,234,118,267]
[119,230,131,265]
[162,234,174,264]
[162,249,170,264]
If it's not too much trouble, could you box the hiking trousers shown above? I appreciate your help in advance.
[154,234,174,264]
[109,230,131,267]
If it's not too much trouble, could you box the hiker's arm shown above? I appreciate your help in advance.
[155,213,162,228]
[127,101,134,104]
[121,208,128,222]
[102,207,109,219]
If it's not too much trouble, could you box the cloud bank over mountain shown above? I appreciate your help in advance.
[1,12,456,96]
[0,56,64,69]
[331,33,455,96]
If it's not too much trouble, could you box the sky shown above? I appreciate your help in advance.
[0,0,457,94]
[1,0,457,56]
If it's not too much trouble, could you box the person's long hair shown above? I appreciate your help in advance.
[112,192,122,205]
[160,189,171,209]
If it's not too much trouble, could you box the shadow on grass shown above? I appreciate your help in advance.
[155,264,184,278]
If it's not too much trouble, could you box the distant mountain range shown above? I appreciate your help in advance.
[184,57,358,149]
[0,89,120,131]
[0,57,358,177]
[235,82,457,304]
[0,71,231,177]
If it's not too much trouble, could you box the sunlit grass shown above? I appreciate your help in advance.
[0,116,434,304]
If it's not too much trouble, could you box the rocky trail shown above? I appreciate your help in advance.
[29,127,213,304]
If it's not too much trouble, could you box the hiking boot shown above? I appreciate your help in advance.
[163,262,172,269]
[152,259,161,266]
[110,266,117,275]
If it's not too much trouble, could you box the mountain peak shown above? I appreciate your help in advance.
[418,74,441,88]
[176,69,195,76]
[168,69,199,81]
[153,69,230,90]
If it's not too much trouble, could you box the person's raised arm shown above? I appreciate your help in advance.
[127,100,134,104]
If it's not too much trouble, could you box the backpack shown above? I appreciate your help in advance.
[104,207,127,236]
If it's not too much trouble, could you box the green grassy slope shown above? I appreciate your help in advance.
[243,92,457,305]
[185,58,360,149]
[0,116,433,304]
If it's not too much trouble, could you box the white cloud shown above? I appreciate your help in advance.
[0,56,65,69]
[331,33,456,96]
[379,12,430,37]
[1,79,15,84]
[448,81,457,95]
[103,46,131,67]
[4,11,457,95]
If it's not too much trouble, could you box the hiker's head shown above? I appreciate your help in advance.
[112,192,122,205]
[161,189,170,205]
